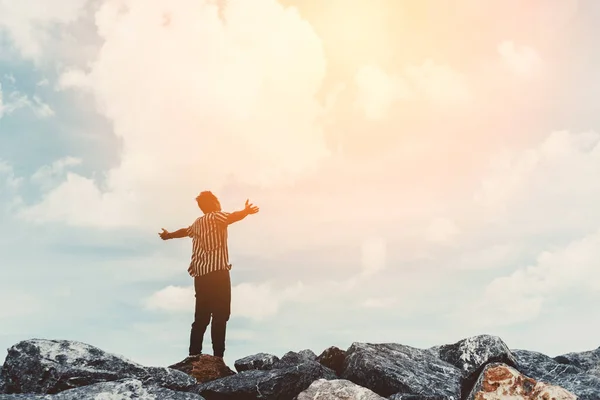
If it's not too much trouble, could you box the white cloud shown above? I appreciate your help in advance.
[144,280,305,321]
[425,217,460,245]
[354,65,411,120]
[0,0,90,60]
[455,229,600,328]
[31,157,82,190]
[0,82,55,119]
[362,297,396,309]
[473,130,600,231]
[24,0,330,229]
[354,60,470,120]
[145,285,193,313]
[360,237,386,276]
[498,40,542,77]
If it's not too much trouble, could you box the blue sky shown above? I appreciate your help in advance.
[1,0,600,368]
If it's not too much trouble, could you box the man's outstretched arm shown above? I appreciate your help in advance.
[225,199,259,224]
[159,228,188,240]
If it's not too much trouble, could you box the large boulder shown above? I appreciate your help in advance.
[190,355,235,384]
[436,335,517,398]
[273,350,317,369]
[341,343,461,398]
[316,347,346,376]
[0,378,205,399]
[295,379,384,400]
[554,346,600,374]
[234,353,279,373]
[142,366,201,392]
[388,395,450,400]
[512,349,600,400]
[465,363,576,400]
[0,339,149,394]
[197,361,336,400]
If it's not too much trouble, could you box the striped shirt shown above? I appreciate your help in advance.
[186,211,232,277]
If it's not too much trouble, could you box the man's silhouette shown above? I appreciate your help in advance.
[159,191,259,359]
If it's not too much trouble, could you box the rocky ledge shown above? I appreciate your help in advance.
[0,335,598,400]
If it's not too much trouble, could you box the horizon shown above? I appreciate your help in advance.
[1,0,600,369]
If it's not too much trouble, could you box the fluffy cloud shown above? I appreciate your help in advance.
[455,229,600,328]
[0,81,55,119]
[473,130,600,233]
[24,0,330,229]
[145,280,305,321]
[0,0,90,60]
[353,65,411,120]
[497,40,542,78]
[354,60,471,120]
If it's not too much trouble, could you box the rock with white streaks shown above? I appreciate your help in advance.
[234,353,280,372]
[554,346,600,374]
[0,378,204,399]
[273,349,317,369]
[0,339,148,394]
[341,343,461,398]
[512,349,600,400]
[295,379,385,400]
[388,394,450,400]
[197,361,336,400]
[465,363,576,400]
[437,335,517,397]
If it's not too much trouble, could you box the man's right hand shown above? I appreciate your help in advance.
[159,228,171,240]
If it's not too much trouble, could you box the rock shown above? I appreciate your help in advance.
[197,361,336,400]
[438,335,517,376]
[0,339,148,394]
[437,335,517,398]
[234,353,279,373]
[169,355,204,375]
[554,346,600,374]
[295,378,385,400]
[0,378,205,399]
[388,395,450,400]
[189,355,236,384]
[341,343,461,399]
[273,350,317,369]
[142,366,200,392]
[465,363,576,400]
[316,347,346,376]
[512,349,600,400]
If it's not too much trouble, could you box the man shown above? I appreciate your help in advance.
[158,191,259,359]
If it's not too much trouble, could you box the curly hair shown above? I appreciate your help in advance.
[195,191,221,213]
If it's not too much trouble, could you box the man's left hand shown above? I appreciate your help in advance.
[159,228,171,240]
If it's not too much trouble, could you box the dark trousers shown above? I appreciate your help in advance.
[189,269,231,357]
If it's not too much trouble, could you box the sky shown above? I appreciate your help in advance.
[1,0,600,369]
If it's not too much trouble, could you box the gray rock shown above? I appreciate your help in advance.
[388,395,450,400]
[554,346,600,374]
[341,343,461,399]
[273,350,317,369]
[234,353,279,373]
[513,349,600,400]
[0,339,148,394]
[0,379,204,399]
[142,366,200,392]
[295,378,385,400]
[437,334,517,398]
[197,361,336,400]
[316,347,346,376]
[465,362,576,400]
[438,335,517,376]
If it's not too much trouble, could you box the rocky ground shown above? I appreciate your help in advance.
[0,335,598,399]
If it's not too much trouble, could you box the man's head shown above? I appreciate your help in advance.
[196,191,222,214]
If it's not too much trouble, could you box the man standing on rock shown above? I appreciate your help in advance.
[158,191,259,359]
